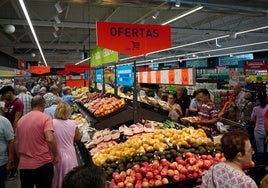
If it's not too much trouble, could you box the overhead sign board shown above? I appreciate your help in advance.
[138,68,196,85]
[90,46,118,67]
[116,65,133,86]
[96,21,171,56]
[29,66,50,75]
[95,68,103,83]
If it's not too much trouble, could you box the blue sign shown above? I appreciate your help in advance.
[116,65,133,86]
[84,71,89,80]
[95,69,103,83]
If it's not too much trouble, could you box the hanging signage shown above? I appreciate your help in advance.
[138,68,196,85]
[65,64,90,73]
[29,66,50,75]
[245,60,265,66]
[96,21,171,56]
[95,68,103,83]
[90,46,118,67]
[18,60,26,70]
[116,65,133,86]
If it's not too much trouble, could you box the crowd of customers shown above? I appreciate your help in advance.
[0,81,85,188]
[1,79,268,188]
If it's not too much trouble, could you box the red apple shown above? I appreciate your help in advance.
[187,157,197,165]
[135,180,142,188]
[114,174,123,183]
[160,159,170,167]
[149,179,155,187]
[154,179,162,186]
[167,169,175,177]
[169,162,177,170]
[126,169,132,176]
[113,172,120,179]
[207,155,213,160]
[146,171,154,179]
[180,167,188,175]
[142,162,149,167]
[153,169,159,176]
[192,172,199,178]
[176,159,186,166]
[187,173,194,179]
[162,177,169,185]
[174,170,179,175]
[196,159,204,168]
[136,172,143,180]
[142,181,150,188]
[186,165,194,173]
[179,174,186,181]
[125,182,134,188]
[185,152,194,158]
[172,174,180,182]
[120,171,127,180]
[177,164,184,171]
[160,168,168,178]
[155,174,162,181]
[140,167,147,175]
[152,160,160,169]
[203,160,212,170]
[201,155,207,160]
[117,182,125,188]
[176,156,183,161]
[133,164,141,172]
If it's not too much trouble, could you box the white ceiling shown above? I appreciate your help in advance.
[0,0,268,68]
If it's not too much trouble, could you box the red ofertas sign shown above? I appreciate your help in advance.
[96,21,171,56]
[30,66,50,75]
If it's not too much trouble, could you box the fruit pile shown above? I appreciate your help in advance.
[93,127,211,166]
[81,93,103,103]
[101,142,222,178]
[110,152,226,188]
[87,97,125,117]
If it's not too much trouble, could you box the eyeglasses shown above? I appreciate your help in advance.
[168,97,174,99]
[246,147,255,154]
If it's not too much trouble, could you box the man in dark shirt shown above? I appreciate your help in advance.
[175,86,191,117]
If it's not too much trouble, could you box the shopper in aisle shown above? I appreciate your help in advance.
[0,85,23,180]
[0,115,15,188]
[43,85,60,107]
[201,130,258,188]
[251,92,268,153]
[62,86,87,106]
[188,89,202,116]
[175,86,191,117]
[0,85,24,129]
[196,88,218,124]
[52,102,82,188]
[15,95,59,188]
[239,92,255,125]
[136,83,146,97]
[17,86,33,115]
[167,93,183,122]
[44,96,63,119]
[38,86,47,96]
[62,164,108,188]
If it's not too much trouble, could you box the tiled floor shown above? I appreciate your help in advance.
[5,174,20,188]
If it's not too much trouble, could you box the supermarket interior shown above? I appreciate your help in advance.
[1,0,268,188]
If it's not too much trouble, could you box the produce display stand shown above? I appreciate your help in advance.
[75,102,134,130]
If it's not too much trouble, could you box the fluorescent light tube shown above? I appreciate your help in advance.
[162,5,203,25]
[152,11,160,19]
[54,2,63,13]
[54,15,61,24]
[75,57,90,65]
[52,31,58,38]
[19,0,47,66]
[235,25,268,35]
[53,23,59,31]
[175,0,181,7]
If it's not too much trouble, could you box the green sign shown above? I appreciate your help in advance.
[90,47,118,67]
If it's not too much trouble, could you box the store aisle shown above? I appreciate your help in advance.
[5,175,20,188]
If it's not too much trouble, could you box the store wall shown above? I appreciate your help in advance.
[0,51,18,68]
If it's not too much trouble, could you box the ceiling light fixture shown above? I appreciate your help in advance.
[162,5,203,25]
[54,1,63,13]
[52,31,58,38]
[135,40,268,64]
[215,38,222,47]
[54,15,61,24]
[152,11,160,19]
[18,0,47,66]
[235,25,268,35]
[175,0,181,7]
[53,23,59,31]
[75,57,90,65]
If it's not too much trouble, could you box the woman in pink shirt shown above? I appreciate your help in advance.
[52,102,82,188]
[251,92,268,153]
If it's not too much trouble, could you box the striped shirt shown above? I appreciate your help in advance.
[17,93,33,115]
